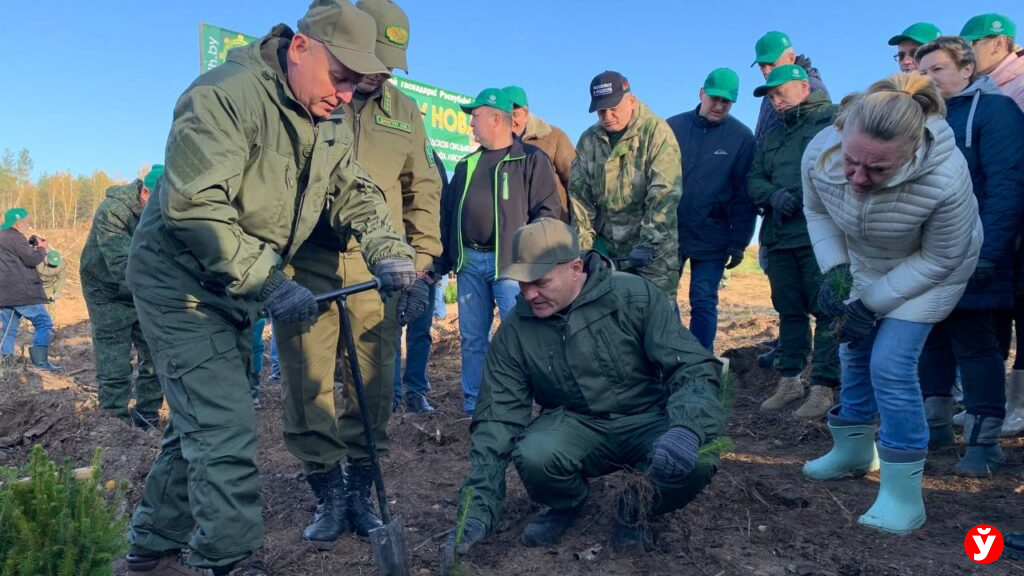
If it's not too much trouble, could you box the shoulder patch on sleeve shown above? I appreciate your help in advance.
[425,139,436,168]
[382,86,393,116]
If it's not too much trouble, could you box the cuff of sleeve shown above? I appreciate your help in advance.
[259,269,288,301]
[414,253,435,273]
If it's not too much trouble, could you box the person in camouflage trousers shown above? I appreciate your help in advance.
[80,167,162,428]
[570,71,682,301]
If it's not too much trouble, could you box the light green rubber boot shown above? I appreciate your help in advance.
[858,445,927,535]
[803,406,880,480]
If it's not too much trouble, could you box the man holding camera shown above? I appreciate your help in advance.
[0,207,60,370]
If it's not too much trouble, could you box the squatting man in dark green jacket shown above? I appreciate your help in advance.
[440,218,727,573]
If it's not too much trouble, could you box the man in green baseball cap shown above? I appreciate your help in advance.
[751,31,829,142]
[888,22,942,72]
[962,13,1024,112]
[665,67,756,354]
[1,207,28,230]
[461,87,513,115]
[37,249,66,305]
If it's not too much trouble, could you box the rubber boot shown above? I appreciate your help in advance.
[612,486,653,554]
[858,445,926,535]
[344,462,383,537]
[125,551,205,574]
[302,464,348,549]
[404,391,435,413]
[803,406,879,480]
[924,396,954,448]
[29,345,61,371]
[1001,370,1024,436]
[760,376,804,412]
[956,413,1006,478]
[521,503,583,547]
[793,385,834,419]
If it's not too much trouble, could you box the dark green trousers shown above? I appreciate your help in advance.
[765,245,840,388]
[510,409,717,515]
[128,299,260,570]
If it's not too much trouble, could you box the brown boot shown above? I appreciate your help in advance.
[760,376,804,412]
[793,385,834,419]
[125,552,208,575]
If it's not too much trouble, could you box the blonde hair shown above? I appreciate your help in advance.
[836,73,945,149]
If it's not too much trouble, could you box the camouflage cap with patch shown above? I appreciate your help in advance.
[501,218,580,282]
[355,0,411,73]
[298,0,388,75]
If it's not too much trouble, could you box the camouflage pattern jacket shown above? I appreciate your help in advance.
[80,180,145,300]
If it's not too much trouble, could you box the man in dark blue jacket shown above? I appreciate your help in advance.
[666,68,757,353]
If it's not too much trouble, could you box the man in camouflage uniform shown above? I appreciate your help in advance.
[275,0,441,548]
[439,219,725,574]
[37,249,67,304]
[80,166,162,428]
[122,3,416,575]
[570,71,682,302]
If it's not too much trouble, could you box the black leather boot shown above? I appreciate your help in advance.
[612,487,653,553]
[520,504,583,547]
[302,464,348,548]
[344,462,383,536]
[404,391,435,413]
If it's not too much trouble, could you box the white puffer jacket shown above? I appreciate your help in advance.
[801,116,982,323]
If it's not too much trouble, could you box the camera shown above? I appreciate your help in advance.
[28,235,38,246]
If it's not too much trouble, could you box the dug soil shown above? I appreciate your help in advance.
[1,255,1022,575]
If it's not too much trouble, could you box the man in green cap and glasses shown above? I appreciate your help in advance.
[0,207,59,370]
[888,22,942,72]
[275,0,443,548]
[748,64,839,420]
[80,165,163,428]
[962,13,1024,112]
[751,31,829,142]
[437,86,561,415]
[122,2,416,575]
[666,68,756,354]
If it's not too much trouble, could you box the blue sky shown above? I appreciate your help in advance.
[2,1,1021,180]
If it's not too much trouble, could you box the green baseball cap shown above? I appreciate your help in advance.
[297,0,388,75]
[961,13,1017,41]
[1,207,28,230]
[460,88,513,114]
[703,68,740,102]
[46,250,61,267]
[888,22,942,46]
[501,218,580,282]
[355,0,410,73]
[502,85,529,108]
[753,64,808,97]
[143,164,164,191]
[752,31,793,66]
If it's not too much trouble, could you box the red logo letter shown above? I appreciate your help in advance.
[964,525,1004,563]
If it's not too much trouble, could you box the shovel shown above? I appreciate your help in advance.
[315,279,410,576]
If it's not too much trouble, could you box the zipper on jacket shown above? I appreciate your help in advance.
[455,152,482,273]
[491,154,526,279]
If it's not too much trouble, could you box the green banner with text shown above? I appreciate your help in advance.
[199,22,476,170]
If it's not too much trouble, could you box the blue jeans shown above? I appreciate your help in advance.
[681,256,727,353]
[838,318,932,451]
[394,283,437,400]
[1,304,53,354]
[458,248,520,414]
[267,329,280,379]
[434,274,449,319]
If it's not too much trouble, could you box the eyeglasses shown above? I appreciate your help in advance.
[893,52,915,62]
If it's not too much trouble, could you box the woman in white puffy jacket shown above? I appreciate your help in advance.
[799,73,981,536]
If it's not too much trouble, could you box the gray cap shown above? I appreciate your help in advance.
[297,0,388,75]
[501,218,580,282]
[355,0,410,73]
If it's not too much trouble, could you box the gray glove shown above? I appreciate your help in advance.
[440,517,486,575]
[649,426,700,483]
[768,189,801,218]
[372,258,417,294]
[628,245,656,269]
[264,275,318,324]
[398,274,433,326]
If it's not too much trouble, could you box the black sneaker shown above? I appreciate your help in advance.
[404,392,435,414]
[521,505,582,547]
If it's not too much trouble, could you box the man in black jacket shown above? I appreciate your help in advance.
[0,208,60,370]
[437,87,561,414]
[666,68,757,353]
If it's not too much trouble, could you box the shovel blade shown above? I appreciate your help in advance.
[369,516,410,576]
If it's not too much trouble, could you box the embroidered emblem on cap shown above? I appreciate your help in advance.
[792,68,801,77]
[593,82,613,96]
[385,25,409,46]
[993,21,1004,30]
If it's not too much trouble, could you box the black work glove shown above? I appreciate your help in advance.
[398,273,434,326]
[817,263,852,319]
[649,426,700,483]
[372,258,417,295]
[440,517,486,576]
[264,273,318,324]
[628,244,656,269]
[832,299,876,346]
[768,189,801,218]
[725,250,744,270]
[967,259,997,291]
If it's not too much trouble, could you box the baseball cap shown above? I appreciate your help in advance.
[703,68,740,102]
[752,31,792,66]
[503,85,529,108]
[460,88,513,114]
[1,207,28,230]
[46,250,61,267]
[501,218,580,282]
[888,22,942,46]
[143,164,164,191]
[355,0,410,73]
[753,64,808,97]
[297,0,388,75]
[588,71,630,113]
[961,13,1017,41]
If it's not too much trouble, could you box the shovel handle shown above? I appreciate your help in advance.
[314,278,382,303]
